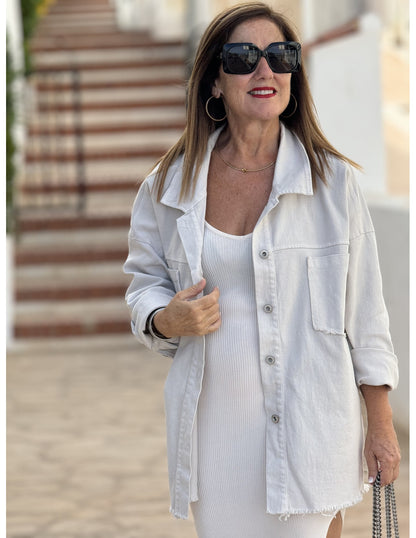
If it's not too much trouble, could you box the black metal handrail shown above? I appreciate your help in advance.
[20,66,86,212]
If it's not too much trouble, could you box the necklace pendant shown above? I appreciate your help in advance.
[241,168,247,173]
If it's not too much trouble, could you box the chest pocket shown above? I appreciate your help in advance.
[307,253,349,335]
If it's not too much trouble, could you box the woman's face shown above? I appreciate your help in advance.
[213,17,292,125]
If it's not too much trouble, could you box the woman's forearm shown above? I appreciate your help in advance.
[360,384,393,426]
[360,384,400,486]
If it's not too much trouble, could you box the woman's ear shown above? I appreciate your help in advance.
[212,81,222,98]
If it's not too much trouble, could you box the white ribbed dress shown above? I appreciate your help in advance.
[190,222,332,538]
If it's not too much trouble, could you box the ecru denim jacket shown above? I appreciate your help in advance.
[124,125,398,519]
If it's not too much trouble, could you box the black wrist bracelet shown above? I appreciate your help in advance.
[146,308,169,340]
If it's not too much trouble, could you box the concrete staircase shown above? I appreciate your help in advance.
[14,0,186,338]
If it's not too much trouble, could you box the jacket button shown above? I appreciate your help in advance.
[271,414,280,424]
[259,249,269,259]
[265,355,276,365]
[263,304,273,313]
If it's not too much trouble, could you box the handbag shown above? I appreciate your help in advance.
[372,472,400,537]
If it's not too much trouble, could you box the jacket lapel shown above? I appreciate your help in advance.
[160,128,223,286]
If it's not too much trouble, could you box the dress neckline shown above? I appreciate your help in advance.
[204,220,253,240]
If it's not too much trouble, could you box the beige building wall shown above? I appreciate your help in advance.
[211,0,302,34]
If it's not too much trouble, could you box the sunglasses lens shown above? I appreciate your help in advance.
[225,44,259,74]
[267,44,299,73]
[222,42,300,74]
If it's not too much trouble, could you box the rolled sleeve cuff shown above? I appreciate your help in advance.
[351,347,399,390]
[130,291,179,357]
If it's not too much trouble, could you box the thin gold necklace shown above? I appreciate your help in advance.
[215,149,275,174]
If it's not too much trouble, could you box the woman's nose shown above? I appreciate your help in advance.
[255,55,274,76]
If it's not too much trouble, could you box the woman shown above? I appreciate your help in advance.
[124,3,400,537]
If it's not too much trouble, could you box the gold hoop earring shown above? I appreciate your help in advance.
[280,93,298,119]
[205,95,227,122]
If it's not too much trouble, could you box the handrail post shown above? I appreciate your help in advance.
[71,68,86,213]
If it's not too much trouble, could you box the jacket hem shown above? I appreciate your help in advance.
[169,506,189,520]
[170,489,368,521]
[266,492,364,519]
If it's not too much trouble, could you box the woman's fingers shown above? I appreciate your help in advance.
[365,424,401,487]
[155,281,221,337]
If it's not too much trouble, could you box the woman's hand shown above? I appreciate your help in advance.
[153,279,221,338]
[361,385,401,487]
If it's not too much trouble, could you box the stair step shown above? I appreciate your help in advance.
[17,214,130,232]
[31,34,183,52]
[36,97,185,112]
[16,283,127,301]
[19,178,139,195]
[15,246,128,265]
[34,77,185,92]
[48,5,113,14]
[28,119,185,136]
[15,297,130,338]
[37,12,115,24]
[25,145,171,163]
[49,0,110,4]
[23,156,157,183]
[16,259,128,289]
[33,44,185,70]
[18,187,136,213]
[15,225,129,265]
[30,64,184,85]
[27,103,185,128]
[34,56,185,73]
[27,128,183,154]
[34,83,185,103]
[34,23,119,37]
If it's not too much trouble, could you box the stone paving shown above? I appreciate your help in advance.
[7,335,409,538]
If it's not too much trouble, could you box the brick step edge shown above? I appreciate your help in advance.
[34,79,185,92]
[19,180,140,195]
[16,284,126,301]
[14,319,131,338]
[31,36,184,53]
[35,98,185,113]
[16,215,131,232]
[33,58,185,73]
[28,120,185,136]
[25,146,169,163]
[15,248,127,265]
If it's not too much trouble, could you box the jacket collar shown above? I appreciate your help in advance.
[160,123,313,212]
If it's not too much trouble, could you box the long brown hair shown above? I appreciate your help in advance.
[154,2,360,201]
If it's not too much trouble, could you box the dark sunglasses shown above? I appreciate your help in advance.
[220,41,301,75]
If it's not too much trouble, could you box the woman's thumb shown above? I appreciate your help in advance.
[179,279,206,300]
[367,455,379,485]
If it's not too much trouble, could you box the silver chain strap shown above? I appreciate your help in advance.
[372,472,400,537]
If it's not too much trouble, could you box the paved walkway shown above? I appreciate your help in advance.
[7,336,409,538]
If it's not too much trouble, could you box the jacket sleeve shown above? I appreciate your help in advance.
[123,179,179,358]
[344,166,399,389]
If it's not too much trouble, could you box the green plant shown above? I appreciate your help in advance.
[21,0,43,74]
[6,36,16,234]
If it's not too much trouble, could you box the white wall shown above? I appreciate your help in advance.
[301,0,364,41]
[6,0,26,151]
[6,0,26,345]
[369,203,409,432]
[308,13,386,196]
